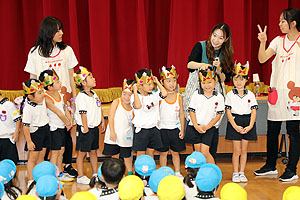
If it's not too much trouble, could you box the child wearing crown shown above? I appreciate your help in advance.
[74,67,105,185]
[102,79,135,176]
[157,66,186,178]
[20,79,50,187]
[131,68,167,158]
[184,67,225,164]
[38,69,73,182]
[225,62,257,183]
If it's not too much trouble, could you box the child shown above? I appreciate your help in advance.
[282,186,300,200]
[157,176,185,200]
[36,175,63,200]
[194,163,222,199]
[225,62,257,183]
[0,91,21,164]
[131,68,167,158]
[74,67,105,185]
[220,183,247,200]
[149,166,175,194]
[70,192,97,200]
[102,79,135,175]
[21,79,50,187]
[89,158,125,199]
[158,66,186,178]
[118,175,144,200]
[17,195,37,200]
[0,159,22,200]
[39,70,73,182]
[184,67,225,164]
[183,151,207,200]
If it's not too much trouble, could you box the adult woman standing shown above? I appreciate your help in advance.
[254,8,300,182]
[183,23,234,158]
[24,16,78,180]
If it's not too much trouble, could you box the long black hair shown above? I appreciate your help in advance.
[282,8,300,31]
[4,179,22,200]
[183,167,199,188]
[31,16,67,57]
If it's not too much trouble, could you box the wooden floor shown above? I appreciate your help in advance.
[15,156,300,200]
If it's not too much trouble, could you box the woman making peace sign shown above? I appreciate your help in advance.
[254,8,300,182]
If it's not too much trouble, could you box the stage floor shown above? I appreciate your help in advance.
[15,157,299,200]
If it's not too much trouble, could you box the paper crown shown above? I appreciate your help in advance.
[123,79,134,92]
[74,66,90,85]
[234,61,249,76]
[23,79,42,94]
[41,70,59,87]
[160,65,178,80]
[199,70,216,82]
[135,71,153,85]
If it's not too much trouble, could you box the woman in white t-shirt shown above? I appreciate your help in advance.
[254,8,300,182]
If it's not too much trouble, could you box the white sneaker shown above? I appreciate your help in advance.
[59,173,74,182]
[232,174,241,183]
[175,172,184,180]
[77,175,90,185]
[239,174,248,182]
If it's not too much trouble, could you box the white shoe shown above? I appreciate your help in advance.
[232,174,241,183]
[77,175,90,185]
[175,172,184,180]
[59,173,74,182]
[239,174,248,182]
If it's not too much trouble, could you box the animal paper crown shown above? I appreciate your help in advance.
[234,61,249,76]
[160,65,178,80]
[41,70,59,87]
[123,79,134,92]
[74,66,90,85]
[199,70,216,82]
[135,71,153,85]
[23,79,42,94]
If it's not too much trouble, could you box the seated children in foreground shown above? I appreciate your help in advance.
[36,175,63,200]
[220,183,247,200]
[118,175,144,200]
[157,176,185,200]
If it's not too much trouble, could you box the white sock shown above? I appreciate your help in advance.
[239,172,245,176]
[233,172,239,176]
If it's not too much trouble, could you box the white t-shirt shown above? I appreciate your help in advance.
[269,35,295,54]
[0,98,21,140]
[74,91,102,128]
[89,187,119,200]
[159,93,181,130]
[184,180,198,200]
[24,45,78,93]
[22,99,49,133]
[188,91,225,126]
[130,91,165,131]
[104,98,134,147]
[225,89,258,115]
[144,185,159,200]
[45,91,66,131]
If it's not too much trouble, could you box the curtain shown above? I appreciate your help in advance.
[1,0,300,90]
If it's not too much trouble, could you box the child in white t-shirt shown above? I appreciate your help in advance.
[103,79,135,175]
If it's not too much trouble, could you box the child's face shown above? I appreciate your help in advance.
[201,79,216,93]
[83,73,96,89]
[53,25,63,44]
[210,29,226,50]
[49,80,61,91]
[162,77,177,92]
[140,82,154,93]
[279,13,290,34]
[121,91,132,105]
[29,89,44,103]
[233,75,247,89]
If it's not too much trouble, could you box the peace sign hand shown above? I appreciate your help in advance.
[257,24,267,43]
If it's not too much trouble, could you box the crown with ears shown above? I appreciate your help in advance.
[135,71,154,85]
[123,79,134,92]
[160,65,178,80]
[199,70,216,82]
[74,66,90,85]
[41,70,59,87]
[23,79,42,94]
[233,61,249,76]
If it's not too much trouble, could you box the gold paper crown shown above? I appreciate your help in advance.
[234,61,249,76]
[23,79,42,94]
[135,71,153,85]
[74,66,90,85]
[160,65,178,80]
[42,70,59,87]
[123,79,134,92]
[199,70,216,82]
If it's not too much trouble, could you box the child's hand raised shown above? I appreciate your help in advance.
[257,24,267,43]
[153,76,159,84]
[132,84,138,93]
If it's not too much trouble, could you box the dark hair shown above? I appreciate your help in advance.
[135,68,152,79]
[206,23,234,73]
[39,70,54,90]
[75,69,84,91]
[125,79,135,85]
[89,176,107,188]
[4,179,22,200]
[20,79,39,114]
[32,16,67,57]
[183,167,199,188]
[282,8,300,31]
[232,74,249,81]
[39,195,56,200]
[26,181,36,195]
[101,158,125,185]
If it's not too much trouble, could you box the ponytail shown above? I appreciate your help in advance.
[20,95,28,115]
[25,181,36,195]
[183,168,199,188]
[4,180,22,200]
